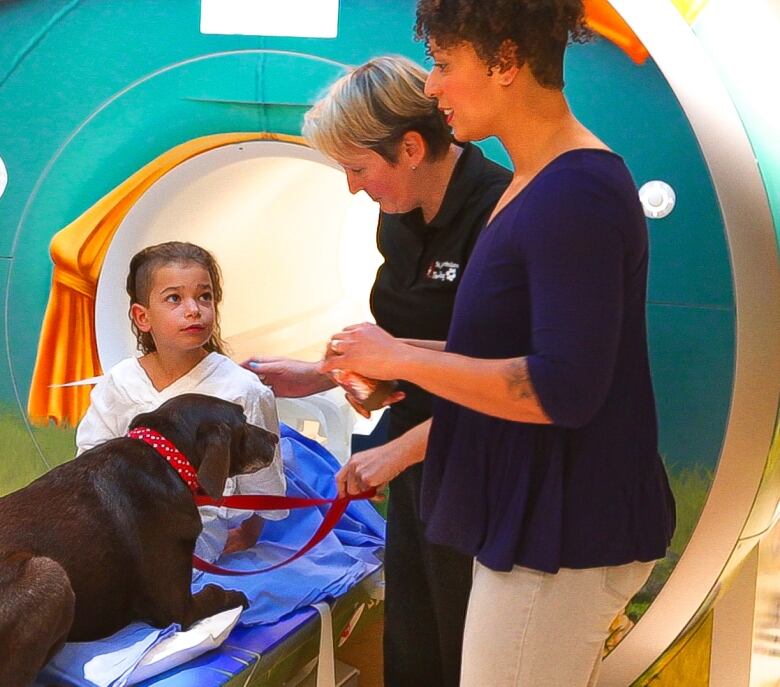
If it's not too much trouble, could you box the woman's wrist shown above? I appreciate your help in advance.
[395,343,432,388]
[398,338,446,351]
[308,363,338,394]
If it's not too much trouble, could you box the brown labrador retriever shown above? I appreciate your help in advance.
[0,393,278,687]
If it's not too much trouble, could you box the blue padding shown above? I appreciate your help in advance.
[38,425,385,687]
[131,606,324,687]
[37,624,179,687]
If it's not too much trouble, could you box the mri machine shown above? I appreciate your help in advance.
[0,0,778,684]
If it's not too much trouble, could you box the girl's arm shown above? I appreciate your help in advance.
[75,375,129,454]
[232,377,288,517]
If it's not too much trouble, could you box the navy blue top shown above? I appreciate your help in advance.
[421,149,676,573]
[371,143,511,433]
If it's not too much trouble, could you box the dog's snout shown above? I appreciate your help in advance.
[244,425,277,470]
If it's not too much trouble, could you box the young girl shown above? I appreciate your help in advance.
[76,241,287,563]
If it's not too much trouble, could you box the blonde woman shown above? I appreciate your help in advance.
[245,55,510,686]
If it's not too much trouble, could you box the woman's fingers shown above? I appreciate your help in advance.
[347,466,364,495]
[335,458,376,497]
[336,463,362,497]
[342,322,373,332]
[345,393,371,418]
[335,465,349,498]
[381,391,406,407]
[370,486,388,503]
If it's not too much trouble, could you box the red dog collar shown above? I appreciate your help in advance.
[128,426,201,494]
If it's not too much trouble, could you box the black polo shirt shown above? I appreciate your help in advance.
[370,143,512,432]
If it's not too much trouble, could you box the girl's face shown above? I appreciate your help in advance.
[425,40,502,142]
[334,147,420,215]
[131,262,215,355]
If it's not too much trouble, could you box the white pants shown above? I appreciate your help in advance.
[460,560,654,687]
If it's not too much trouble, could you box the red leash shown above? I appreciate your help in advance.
[191,491,375,575]
[129,427,376,576]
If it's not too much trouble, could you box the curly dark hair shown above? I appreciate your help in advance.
[126,241,227,355]
[415,0,591,89]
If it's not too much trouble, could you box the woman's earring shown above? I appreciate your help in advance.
[411,165,417,171]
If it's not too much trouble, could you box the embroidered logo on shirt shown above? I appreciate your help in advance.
[426,260,460,283]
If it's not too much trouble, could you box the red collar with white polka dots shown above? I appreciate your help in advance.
[128,426,201,494]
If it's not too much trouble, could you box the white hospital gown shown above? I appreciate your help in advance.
[76,352,288,563]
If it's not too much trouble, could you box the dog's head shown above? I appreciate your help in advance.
[129,393,278,498]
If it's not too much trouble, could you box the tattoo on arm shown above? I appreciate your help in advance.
[507,359,551,423]
[507,358,537,400]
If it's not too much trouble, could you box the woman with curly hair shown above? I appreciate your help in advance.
[323,1,676,685]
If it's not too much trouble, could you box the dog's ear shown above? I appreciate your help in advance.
[194,422,232,498]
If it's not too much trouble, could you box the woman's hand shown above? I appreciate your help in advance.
[344,389,406,419]
[319,323,408,381]
[335,419,430,496]
[336,444,407,497]
[241,357,335,397]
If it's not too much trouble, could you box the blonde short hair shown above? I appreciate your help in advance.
[303,55,451,163]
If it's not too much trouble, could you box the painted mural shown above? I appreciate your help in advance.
[1,1,777,684]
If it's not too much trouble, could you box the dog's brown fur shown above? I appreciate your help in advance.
[0,393,277,686]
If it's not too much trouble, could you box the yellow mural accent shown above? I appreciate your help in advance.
[584,0,650,64]
[671,0,711,25]
[634,611,712,685]
[28,132,306,427]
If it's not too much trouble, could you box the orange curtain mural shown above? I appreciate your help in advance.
[28,131,305,426]
[584,0,650,64]
[584,0,710,64]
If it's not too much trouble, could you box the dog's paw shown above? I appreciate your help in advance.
[225,589,250,610]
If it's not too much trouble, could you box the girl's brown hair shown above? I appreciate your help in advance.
[125,241,227,355]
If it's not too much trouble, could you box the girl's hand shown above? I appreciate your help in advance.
[241,357,334,397]
[319,323,407,381]
[223,515,264,555]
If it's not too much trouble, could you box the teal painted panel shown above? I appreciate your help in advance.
[647,303,734,470]
[185,52,269,104]
[260,0,425,68]
[0,258,15,404]
[0,256,65,495]
[567,38,732,309]
[253,52,348,105]
[0,0,420,255]
[0,0,73,75]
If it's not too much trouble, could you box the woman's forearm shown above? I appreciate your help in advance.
[398,338,447,351]
[322,323,550,424]
[399,346,551,424]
